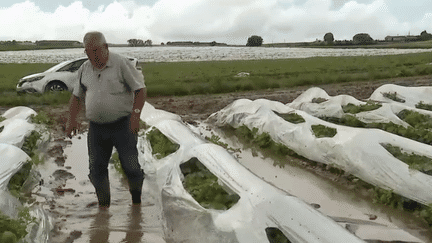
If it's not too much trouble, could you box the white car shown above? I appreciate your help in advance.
[16,56,141,94]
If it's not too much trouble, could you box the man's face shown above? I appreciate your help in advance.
[84,41,108,68]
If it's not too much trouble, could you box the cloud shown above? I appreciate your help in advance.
[0,0,431,44]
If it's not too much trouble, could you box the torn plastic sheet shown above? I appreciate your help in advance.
[288,87,411,126]
[0,107,52,243]
[370,84,432,107]
[140,103,364,243]
[209,86,432,205]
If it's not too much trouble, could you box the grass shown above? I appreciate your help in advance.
[1,51,432,106]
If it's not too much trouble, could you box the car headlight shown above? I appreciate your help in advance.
[20,75,45,84]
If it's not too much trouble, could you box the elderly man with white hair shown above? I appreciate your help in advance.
[65,31,146,209]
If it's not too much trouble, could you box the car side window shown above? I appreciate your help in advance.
[58,59,87,72]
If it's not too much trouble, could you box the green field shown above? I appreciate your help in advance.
[1,51,432,106]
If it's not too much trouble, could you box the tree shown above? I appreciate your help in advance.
[145,39,152,46]
[127,39,144,46]
[246,35,263,46]
[353,33,374,45]
[324,33,334,44]
[420,30,432,41]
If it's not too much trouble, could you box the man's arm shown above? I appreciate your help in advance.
[65,95,83,138]
[130,88,146,133]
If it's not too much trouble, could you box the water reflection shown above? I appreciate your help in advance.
[123,206,143,243]
[88,206,143,243]
[89,209,110,243]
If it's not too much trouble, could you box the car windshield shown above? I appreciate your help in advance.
[45,61,69,73]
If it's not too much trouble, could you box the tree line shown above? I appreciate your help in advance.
[127,39,153,46]
[246,30,432,47]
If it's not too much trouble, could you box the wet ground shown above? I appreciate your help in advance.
[36,135,165,243]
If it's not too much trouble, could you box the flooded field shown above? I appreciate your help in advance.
[195,123,432,243]
[38,136,165,243]
[0,46,431,63]
[40,126,431,242]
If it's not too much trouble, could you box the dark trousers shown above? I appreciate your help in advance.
[87,114,144,206]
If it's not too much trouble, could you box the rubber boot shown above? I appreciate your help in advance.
[89,174,111,208]
[128,170,144,205]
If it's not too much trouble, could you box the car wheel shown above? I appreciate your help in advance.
[45,81,67,92]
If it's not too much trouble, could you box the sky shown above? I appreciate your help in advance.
[0,0,431,45]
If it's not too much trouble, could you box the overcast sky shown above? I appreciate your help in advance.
[1,0,431,45]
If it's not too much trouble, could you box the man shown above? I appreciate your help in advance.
[65,31,146,208]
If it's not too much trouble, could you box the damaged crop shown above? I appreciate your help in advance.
[382,144,432,176]
[397,109,432,130]
[181,157,240,210]
[416,101,432,111]
[8,162,32,198]
[342,101,382,114]
[311,124,337,138]
[8,130,44,199]
[275,111,305,124]
[311,97,327,104]
[320,114,432,146]
[319,115,366,128]
[21,130,41,158]
[29,110,54,127]
[382,92,405,103]
[146,127,179,159]
[0,209,30,243]
[205,134,240,153]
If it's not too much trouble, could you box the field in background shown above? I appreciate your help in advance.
[0,52,432,106]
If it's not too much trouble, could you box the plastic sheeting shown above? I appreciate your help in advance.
[139,103,364,243]
[0,106,52,243]
[209,85,432,205]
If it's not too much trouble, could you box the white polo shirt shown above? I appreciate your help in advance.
[73,52,145,124]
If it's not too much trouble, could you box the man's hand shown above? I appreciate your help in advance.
[65,119,78,138]
[130,114,140,134]
[65,95,82,138]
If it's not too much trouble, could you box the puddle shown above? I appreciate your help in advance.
[35,133,165,243]
[195,122,432,243]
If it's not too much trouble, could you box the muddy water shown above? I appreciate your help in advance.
[195,123,432,243]
[36,134,165,243]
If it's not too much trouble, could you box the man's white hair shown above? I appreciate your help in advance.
[83,31,107,46]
